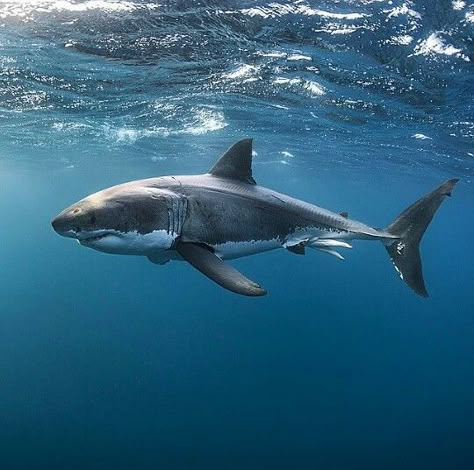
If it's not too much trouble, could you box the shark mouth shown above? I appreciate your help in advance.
[79,232,114,244]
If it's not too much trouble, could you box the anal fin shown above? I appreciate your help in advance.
[176,242,266,297]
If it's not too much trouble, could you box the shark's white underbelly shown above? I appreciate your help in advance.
[210,226,354,260]
[82,229,177,255]
[212,238,281,260]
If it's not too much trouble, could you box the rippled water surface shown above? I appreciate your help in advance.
[0,1,473,469]
[1,0,473,173]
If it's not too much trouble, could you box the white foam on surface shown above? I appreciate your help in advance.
[223,64,260,80]
[280,151,294,158]
[0,0,159,18]
[414,32,470,62]
[241,3,368,20]
[384,3,421,20]
[273,77,326,96]
[386,35,413,46]
[255,51,287,58]
[287,54,311,61]
[452,1,466,10]
[412,133,432,140]
[102,108,227,143]
[270,104,290,110]
[52,121,93,132]
[255,51,311,61]
[273,77,300,85]
[303,80,326,95]
[185,109,228,135]
[330,27,358,35]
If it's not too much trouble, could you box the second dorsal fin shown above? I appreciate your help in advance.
[208,138,256,184]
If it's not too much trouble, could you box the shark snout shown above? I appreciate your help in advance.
[51,214,77,238]
[51,214,63,232]
[51,205,115,244]
[51,205,85,238]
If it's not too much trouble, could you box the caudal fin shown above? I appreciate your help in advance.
[384,178,459,297]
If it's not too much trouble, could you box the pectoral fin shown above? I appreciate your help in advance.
[176,242,267,297]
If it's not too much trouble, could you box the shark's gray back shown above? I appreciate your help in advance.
[142,174,377,245]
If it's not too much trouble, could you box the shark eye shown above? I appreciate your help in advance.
[90,215,96,225]
[73,208,80,214]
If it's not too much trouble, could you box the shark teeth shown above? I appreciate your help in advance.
[79,233,110,244]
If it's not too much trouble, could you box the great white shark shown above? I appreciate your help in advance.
[52,139,458,297]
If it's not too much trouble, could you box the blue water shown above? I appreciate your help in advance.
[0,1,473,468]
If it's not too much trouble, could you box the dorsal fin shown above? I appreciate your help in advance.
[208,138,256,185]
[340,211,349,218]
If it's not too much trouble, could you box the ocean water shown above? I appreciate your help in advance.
[0,1,473,468]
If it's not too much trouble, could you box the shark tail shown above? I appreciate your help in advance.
[383,178,459,297]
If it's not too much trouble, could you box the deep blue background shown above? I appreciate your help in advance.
[0,1,473,468]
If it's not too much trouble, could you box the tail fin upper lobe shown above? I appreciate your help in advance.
[384,179,459,297]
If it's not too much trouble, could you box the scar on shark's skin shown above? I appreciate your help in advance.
[52,139,458,297]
